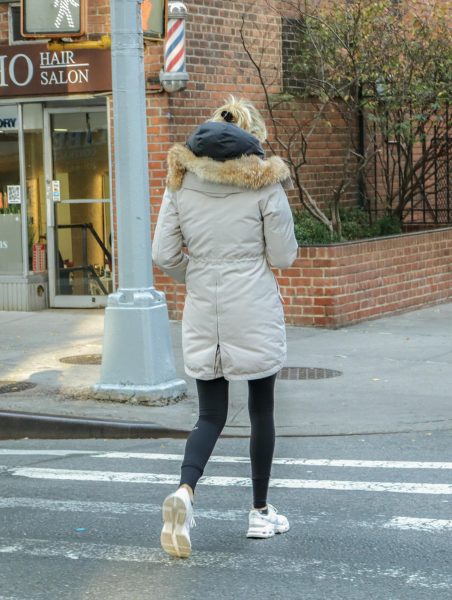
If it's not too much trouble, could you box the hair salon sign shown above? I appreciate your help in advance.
[0,44,111,97]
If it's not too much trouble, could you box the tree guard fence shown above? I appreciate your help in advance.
[367,103,451,229]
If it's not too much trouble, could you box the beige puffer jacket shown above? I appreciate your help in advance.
[153,144,298,381]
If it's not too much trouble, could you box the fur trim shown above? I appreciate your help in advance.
[167,144,291,192]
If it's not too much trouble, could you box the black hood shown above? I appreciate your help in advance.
[186,121,265,162]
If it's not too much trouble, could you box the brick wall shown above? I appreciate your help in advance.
[278,227,452,327]
[0,5,8,43]
[155,228,452,327]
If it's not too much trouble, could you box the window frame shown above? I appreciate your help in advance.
[8,2,49,46]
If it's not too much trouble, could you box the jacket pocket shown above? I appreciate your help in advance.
[273,274,285,304]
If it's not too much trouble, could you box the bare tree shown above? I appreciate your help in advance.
[241,0,451,238]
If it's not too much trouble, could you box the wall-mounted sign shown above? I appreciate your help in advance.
[142,0,167,39]
[21,0,87,38]
[0,44,111,97]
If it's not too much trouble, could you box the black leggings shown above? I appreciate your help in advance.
[180,374,276,509]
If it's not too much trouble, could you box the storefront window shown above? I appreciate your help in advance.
[0,105,22,276]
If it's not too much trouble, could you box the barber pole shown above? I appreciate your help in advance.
[160,1,189,92]
[164,6,185,73]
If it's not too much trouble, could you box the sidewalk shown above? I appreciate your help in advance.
[0,303,451,438]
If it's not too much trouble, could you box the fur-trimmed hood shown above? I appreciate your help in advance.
[167,144,293,192]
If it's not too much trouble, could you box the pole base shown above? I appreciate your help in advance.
[94,288,187,403]
[92,380,187,406]
[160,70,189,93]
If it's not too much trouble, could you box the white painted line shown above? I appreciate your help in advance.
[0,537,297,569]
[0,497,246,521]
[384,517,452,532]
[0,450,92,457]
[0,496,156,515]
[0,537,450,588]
[6,466,452,495]
[2,449,452,470]
[93,452,452,470]
[4,497,451,534]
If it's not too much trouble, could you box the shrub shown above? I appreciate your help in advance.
[293,208,402,245]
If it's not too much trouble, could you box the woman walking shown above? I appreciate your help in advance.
[153,97,298,558]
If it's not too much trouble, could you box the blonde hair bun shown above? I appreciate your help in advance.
[211,96,267,142]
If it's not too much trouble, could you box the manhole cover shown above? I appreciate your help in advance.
[60,354,102,365]
[278,367,342,380]
[0,381,37,394]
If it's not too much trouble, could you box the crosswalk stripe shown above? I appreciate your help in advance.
[2,449,452,470]
[0,496,450,533]
[0,450,92,457]
[93,452,452,470]
[384,517,452,532]
[0,497,246,521]
[5,465,452,495]
[0,537,450,588]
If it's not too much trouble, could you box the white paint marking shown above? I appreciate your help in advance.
[93,452,452,470]
[1,496,451,536]
[0,537,450,588]
[0,497,246,521]
[9,466,179,485]
[384,517,452,532]
[2,449,452,470]
[6,466,452,495]
[0,450,92,457]
[0,543,22,554]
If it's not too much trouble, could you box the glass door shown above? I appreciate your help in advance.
[45,107,113,307]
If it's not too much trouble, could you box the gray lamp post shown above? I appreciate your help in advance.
[93,0,186,402]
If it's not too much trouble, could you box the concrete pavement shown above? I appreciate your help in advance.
[0,303,451,438]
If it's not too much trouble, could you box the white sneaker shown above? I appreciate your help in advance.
[246,503,290,539]
[160,487,195,558]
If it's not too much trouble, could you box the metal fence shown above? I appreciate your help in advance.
[367,104,451,228]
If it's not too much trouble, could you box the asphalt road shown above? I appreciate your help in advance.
[0,431,451,600]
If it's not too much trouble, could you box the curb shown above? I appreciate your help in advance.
[0,410,189,440]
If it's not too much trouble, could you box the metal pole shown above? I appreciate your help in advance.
[94,0,186,402]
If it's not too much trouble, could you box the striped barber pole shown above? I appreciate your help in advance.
[160,2,189,92]
[164,15,186,74]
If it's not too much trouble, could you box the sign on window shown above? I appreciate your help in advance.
[0,106,18,131]
[21,0,86,38]
[7,185,21,205]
